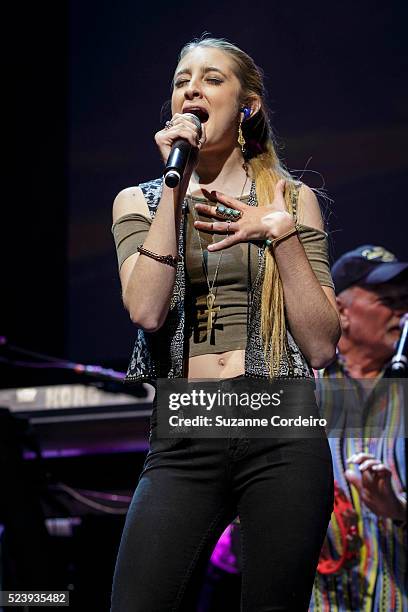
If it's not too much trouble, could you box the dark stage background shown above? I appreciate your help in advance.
[7,0,408,370]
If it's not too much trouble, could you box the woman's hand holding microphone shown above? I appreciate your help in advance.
[155,113,207,189]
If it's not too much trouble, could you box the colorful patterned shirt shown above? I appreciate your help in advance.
[310,358,407,612]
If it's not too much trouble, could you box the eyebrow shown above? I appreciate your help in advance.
[175,66,228,78]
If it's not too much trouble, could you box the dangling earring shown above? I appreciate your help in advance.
[238,106,251,155]
[238,119,246,154]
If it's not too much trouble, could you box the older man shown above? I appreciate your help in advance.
[311,245,407,611]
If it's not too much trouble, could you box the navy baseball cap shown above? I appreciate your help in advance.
[332,245,408,295]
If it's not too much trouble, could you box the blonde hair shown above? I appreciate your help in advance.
[178,36,299,376]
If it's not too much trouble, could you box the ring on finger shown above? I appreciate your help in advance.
[165,120,174,130]
[216,204,242,220]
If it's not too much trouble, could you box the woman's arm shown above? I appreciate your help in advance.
[113,184,184,332]
[272,184,340,368]
[193,181,340,368]
[113,113,203,332]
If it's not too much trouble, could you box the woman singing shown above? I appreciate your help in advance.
[110,36,340,611]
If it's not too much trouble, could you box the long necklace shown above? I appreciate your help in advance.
[187,173,249,334]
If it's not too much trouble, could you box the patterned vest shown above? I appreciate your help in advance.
[125,177,312,384]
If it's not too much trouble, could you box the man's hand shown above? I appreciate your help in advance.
[346,452,406,522]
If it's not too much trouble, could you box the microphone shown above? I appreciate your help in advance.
[164,113,202,188]
[391,313,408,374]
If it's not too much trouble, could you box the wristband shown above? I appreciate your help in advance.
[137,245,180,268]
[265,225,298,249]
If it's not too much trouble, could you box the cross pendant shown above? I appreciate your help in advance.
[204,292,220,332]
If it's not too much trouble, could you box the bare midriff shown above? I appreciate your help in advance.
[188,349,245,379]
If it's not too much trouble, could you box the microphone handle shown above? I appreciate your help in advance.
[391,318,408,375]
[164,139,192,188]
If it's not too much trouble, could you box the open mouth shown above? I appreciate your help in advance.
[183,108,209,123]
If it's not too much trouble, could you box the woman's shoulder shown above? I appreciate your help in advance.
[289,181,324,231]
[112,178,163,223]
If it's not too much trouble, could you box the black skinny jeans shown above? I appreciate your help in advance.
[111,380,334,612]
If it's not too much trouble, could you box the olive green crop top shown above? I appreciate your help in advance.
[112,192,334,357]
[185,194,259,355]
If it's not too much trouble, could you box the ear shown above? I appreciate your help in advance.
[249,96,261,116]
[241,96,261,120]
[336,295,349,332]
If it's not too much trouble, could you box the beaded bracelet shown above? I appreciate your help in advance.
[137,245,180,268]
[265,226,298,249]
